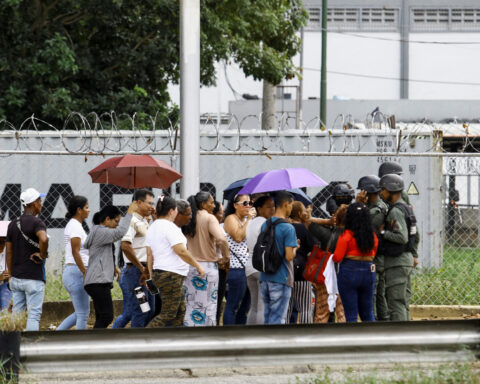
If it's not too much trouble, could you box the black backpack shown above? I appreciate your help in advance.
[252,218,287,274]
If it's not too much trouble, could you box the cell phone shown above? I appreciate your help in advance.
[145,279,159,295]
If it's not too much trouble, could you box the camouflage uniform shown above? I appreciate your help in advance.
[382,198,413,321]
[368,198,389,320]
[147,270,186,328]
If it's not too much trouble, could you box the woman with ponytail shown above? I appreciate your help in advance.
[84,202,137,328]
[183,192,229,326]
[57,196,90,330]
[333,202,378,322]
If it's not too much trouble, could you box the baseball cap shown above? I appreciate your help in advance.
[20,188,47,206]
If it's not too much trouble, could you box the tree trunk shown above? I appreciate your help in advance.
[262,81,276,130]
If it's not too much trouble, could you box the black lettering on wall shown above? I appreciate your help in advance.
[40,184,75,228]
[100,184,134,215]
[311,183,337,218]
[0,184,21,220]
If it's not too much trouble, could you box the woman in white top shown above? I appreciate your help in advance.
[57,196,90,330]
[245,195,275,324]
[146,196,205,328]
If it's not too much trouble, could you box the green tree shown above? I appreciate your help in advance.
[0,0,307,127]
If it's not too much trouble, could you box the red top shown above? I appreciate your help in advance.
[333,230,378,263]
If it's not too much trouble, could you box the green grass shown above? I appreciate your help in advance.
[295,363,480,384]
[42,245,479,305]
[44,274,122,302]
[411,245,480,305]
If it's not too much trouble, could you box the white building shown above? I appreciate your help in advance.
[169,0,480,120]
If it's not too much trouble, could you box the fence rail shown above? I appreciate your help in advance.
[0,117,477,306]
[20,320,480,374]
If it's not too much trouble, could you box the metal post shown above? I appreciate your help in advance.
[447,173,456,241]
[296,28,304,130]
[400,0,409,99]
[478,175,480,247]
[180,0,200,198]
[320,0,328,128]
[467,174,471,206]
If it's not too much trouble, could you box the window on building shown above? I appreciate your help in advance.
[306,7,399,32]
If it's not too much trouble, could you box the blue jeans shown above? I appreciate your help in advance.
[260,281,292,324]
[337,259,376,323]
[112,266,154,328]
[223,268,248,325]
[57,265,90,330]
[0,281,12,310]
[10,277,45,331]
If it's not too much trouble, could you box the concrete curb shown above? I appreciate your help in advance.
[40,301,480,329]
[411,305,480,320]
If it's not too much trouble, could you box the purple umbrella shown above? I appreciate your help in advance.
[238,168,327,195]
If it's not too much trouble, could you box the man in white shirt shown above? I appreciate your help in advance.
[112,189,155,328]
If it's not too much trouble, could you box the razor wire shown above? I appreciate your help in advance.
[0,111,471,156]
[1,112,480,306]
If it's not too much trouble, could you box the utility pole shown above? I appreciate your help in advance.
[400,0,409,99]
[297,27,304,130]
[320,0,328,128]
[180,0,200,198]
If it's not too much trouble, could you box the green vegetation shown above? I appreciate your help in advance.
[44,273,122,302]
[0,363,18,384]
[41,245,478,305]
[295,363,480,384]
[0,311,26,332]
[0,0,307,126]
[411,245,480,305]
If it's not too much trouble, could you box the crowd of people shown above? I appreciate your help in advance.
[0,161,418,330]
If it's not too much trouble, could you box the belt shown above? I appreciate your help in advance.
[344,255,374,262]
[126,262,147,268]
[65,263,77,266]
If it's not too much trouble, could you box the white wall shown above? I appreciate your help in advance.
[409,33,480,100]
[168,31,480,114]
[296,32,401,100]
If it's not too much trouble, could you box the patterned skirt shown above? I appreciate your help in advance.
[184,262,219,326]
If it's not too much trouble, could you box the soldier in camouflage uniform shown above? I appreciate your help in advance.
[357,175,389,321]
[378,162,420,261]
[379,174,416,321]
[378,162,420,315]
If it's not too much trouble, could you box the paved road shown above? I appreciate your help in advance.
[21,373,313,384]
[21,363,480,384]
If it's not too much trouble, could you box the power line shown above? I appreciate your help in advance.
[303,67,480,86]
[324,29,480,45]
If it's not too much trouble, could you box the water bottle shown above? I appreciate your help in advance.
[134,286,150,313]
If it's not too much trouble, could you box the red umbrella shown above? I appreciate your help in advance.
[88,154,182,189]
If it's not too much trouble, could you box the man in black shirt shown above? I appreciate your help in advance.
[6,188,48,331]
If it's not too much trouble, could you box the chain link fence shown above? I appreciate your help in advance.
[0,113,479,306]
[410,159,480,306]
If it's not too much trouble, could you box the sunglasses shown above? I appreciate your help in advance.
[236,200,253,207]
